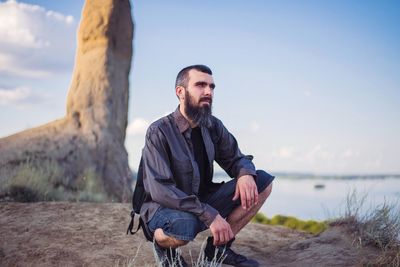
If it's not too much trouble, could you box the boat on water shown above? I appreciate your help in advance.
[314,183,325,189]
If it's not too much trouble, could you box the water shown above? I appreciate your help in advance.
[215,174,400,221]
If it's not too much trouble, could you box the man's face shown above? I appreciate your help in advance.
[182,69,215,127]
[185,69,215,109]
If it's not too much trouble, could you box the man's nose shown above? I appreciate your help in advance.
[204,85,213,96]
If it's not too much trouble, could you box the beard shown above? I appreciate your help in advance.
[184,90,213,128]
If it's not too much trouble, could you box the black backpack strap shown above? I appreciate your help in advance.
[132,158,146,213]
[127,157,145,236]
[126,210,140,235]
[139,217,154,241]
[126,210,154,242]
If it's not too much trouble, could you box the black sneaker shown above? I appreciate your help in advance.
[204,237,259,267]
[153,241,188,267]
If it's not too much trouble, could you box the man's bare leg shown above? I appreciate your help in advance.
[227,183,273,235]
[154,228,188,248]
[154,183,272,248]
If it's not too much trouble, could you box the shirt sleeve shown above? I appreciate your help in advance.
[142,125,219,227]
[213,118,257,179]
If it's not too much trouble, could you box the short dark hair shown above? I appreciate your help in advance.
[175,64,212,89]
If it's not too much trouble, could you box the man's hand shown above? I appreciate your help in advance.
[232,174,258,210]
[209,214,234,246]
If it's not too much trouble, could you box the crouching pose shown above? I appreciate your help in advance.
[139,65,274,267]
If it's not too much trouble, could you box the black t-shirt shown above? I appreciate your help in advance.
[190,127,211,198]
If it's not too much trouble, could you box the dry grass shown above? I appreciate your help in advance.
[330,189,400,267]
[114,239,226,267]
[0,158,107,202]
[152,239,225,267]
[114,242,146,267]
[188,239,226,267]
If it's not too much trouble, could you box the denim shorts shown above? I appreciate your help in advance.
[147,169,274,241]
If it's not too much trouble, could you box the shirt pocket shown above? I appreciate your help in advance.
[171,158,193,194]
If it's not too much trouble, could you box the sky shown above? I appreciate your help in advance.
[0,0,399,175]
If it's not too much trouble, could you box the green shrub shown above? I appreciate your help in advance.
[252,212,270,224]
[252,213,328,235]
[283,216,302,229]
[304,220,328,234]
[270,214,287,225]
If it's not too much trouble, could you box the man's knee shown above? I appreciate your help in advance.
[154,228,189,248]
[174,239,189,247]
[261,182,273,199]
[163,234,189,248]
[255,169,274,196]
[149,208,202,244]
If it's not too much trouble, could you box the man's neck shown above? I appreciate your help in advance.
[179,104,198,128]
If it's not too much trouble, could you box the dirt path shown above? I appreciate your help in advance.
[0,202,379,266]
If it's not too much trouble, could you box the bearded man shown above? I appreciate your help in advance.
[139,65,274,267]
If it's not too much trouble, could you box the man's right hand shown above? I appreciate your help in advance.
[209,214,234,246]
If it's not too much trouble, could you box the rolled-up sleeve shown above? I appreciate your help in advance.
[142,126,218,226]
[213,118,257,179]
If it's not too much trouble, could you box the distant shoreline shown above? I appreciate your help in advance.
[130,171,400,180]
[266,173,400,180]
[214,172,400,180]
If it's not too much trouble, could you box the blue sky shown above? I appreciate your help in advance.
[1,0,399,174]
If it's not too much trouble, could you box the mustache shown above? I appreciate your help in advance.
[199,97,212,103]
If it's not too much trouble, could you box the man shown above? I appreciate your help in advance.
[140,65,274,267]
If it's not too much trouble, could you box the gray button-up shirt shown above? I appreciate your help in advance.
[140,107,257,227]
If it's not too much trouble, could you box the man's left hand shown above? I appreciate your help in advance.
[232,174,258,210]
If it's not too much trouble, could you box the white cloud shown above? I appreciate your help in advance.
[127,118,150,136]
[278,146,294,159]
[0,86,46,106]
[46,10,74,25]
[341,149,359,159]
[0,0,77,77]
[304,144,335,163]
[250,121,260,133]
[0,53,50,78]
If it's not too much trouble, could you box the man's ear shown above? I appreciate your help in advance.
[176,86,185,100]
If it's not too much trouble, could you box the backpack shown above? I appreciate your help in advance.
[126,157,153,241]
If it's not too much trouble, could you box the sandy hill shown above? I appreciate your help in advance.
[0,202,380,266]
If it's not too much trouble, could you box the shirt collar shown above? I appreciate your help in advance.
[173,106,191,133]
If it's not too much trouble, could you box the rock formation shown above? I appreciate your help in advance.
[0,0,134,202]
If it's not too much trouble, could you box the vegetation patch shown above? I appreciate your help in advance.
[0,158,107,202]
[330,189,400,267]
[74,168,107,202]
[251,213,328,235]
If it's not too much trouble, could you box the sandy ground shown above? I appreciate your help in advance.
[0,202,380,266]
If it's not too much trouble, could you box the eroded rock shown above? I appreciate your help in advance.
[0,0,134,202]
